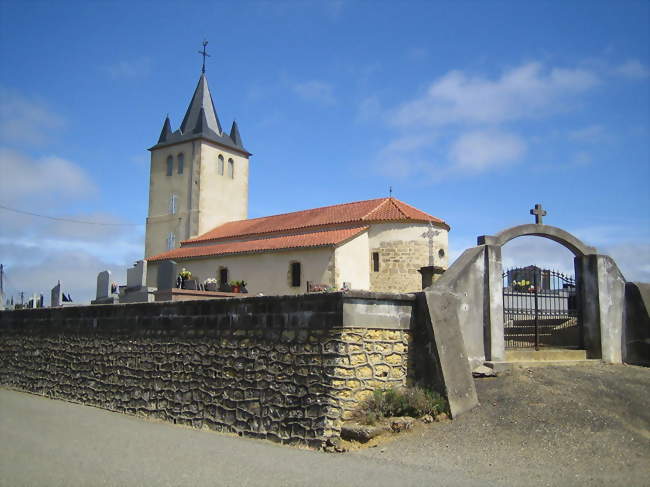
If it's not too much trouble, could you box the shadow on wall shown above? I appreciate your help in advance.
[625,282,650,366]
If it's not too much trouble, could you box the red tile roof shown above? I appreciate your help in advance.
[183,197,448,245]
[148,226,369,262]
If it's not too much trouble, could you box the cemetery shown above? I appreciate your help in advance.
[0,53,648,451]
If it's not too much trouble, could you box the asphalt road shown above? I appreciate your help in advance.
[1,364,649,487]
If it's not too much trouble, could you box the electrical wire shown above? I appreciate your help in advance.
[0,203,143,226]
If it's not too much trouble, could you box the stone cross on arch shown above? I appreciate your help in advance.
[421,221,440,266]
[530,203,547,225]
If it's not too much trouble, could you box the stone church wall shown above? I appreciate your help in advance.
[369,223,448,293]
[0,292,420,448]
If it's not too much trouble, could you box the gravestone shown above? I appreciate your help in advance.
[121,260,155,303]
[97,270,111,298]
[91,270,118,305]
[127,260,147,289]
[51,281,61,307]
[157,260,177,291]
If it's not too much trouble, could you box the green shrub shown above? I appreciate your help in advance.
[356,386,447,424]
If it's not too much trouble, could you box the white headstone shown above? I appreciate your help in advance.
[96,270,111,299]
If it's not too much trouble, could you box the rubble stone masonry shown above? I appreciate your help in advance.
[0,292,417,447]
[370,240,430,293]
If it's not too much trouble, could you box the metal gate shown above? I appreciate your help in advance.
[503,267,582,350]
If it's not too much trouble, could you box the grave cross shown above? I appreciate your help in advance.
[530,203,547,224]
[421,221,440,266]
[198,40,210,74]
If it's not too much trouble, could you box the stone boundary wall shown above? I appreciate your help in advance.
[0,292,422,447]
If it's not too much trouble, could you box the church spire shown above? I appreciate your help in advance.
[230,120,243,148]
[179,73,223,136]
[158,116,172,143]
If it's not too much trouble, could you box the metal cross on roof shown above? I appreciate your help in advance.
[421,221,440,266]
[530,203,547,225]
[198,40,210,74]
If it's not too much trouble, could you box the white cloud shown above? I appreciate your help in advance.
[502,237,576,276]
[367,60,604,182]
[102,58,151,79]
[614,59,650,80]
[292,80,336,105]
[0,220,143,305]
[0,88,65,146]
[0,145,142,305]
[0,244,129,306]
[392,62,599,127]
[605,243,650,282]
[0,148,97,204]
[449,130,526,172]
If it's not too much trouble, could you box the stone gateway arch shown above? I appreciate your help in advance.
[424,207,627,371]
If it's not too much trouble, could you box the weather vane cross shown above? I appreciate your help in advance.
[198,40,210,74]
[421,221,440,266]
[530,203,547,225]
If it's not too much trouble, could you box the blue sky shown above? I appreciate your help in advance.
[0,0,648,304]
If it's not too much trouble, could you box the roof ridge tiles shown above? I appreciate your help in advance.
[181,196,448,245]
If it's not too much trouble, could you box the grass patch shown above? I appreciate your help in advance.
[356,386,448,425]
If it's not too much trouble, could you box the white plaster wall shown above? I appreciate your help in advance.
[144,141,197,258]
[368,222,449,268]
[198,142,249,235]
[147,247,333,295]
[335,232,370,290]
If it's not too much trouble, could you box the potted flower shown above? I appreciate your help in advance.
[179,268,197,289]
[204,277,218,292]
[228,280,248,293]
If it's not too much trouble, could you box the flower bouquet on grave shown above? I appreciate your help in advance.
[204,278,218,292]
[513,280,533,293]
[178,268,196,289]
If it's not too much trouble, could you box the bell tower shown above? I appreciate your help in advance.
[144,44,251,259]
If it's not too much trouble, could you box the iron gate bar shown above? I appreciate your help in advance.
[502,267,582,350]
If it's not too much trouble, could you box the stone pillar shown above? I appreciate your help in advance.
[576,255,602,359]
[418,265,445,289]
[484,245,505,362]
[576,254,625,363]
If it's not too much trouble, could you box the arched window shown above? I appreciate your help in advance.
[290,262,301,287]
[169,193,178,214]
[177,153,184,174]
[166,156,173,176]
[228,158,234,179]
[218,155,224,176]
[166,232,175,250]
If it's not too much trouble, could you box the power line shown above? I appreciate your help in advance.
[0,203,143,226]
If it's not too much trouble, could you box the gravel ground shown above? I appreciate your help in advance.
[355,363,650,487]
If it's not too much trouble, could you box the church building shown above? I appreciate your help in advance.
[144,64,449,295]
